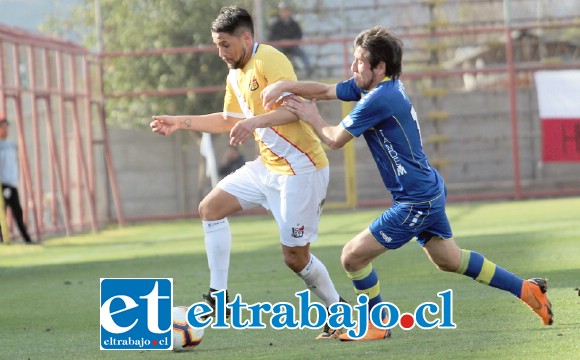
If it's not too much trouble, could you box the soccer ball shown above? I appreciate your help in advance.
[172,306,204,352]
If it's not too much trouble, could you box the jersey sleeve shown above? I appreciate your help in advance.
[336,77,362,102]
[261,50,297,84]
[340,91,392,137]
[257,49,296,112]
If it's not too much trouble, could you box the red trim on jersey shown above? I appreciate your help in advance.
[258,138,296,175]
[268,127,318,167]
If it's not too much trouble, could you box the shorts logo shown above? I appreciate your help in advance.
[409,211,423,227]
[100,278,173,350]
[379,231,392,243]
[249,76,259,91]
[291,225,305,238]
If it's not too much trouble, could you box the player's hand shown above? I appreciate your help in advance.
[261,81,291,111]
[229,118,255,146]
[150,115,179,136]
[282,95,320,124]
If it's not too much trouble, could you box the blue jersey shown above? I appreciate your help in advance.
[337,77,444,203]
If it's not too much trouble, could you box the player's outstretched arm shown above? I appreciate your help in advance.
[283,95,352,150]
[261,81,338,111]
[150,113,236,136]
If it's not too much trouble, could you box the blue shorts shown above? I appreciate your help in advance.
[369,192,453,249]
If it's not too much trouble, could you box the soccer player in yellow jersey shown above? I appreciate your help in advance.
[151,6,343,339]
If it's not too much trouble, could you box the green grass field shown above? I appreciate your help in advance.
[1,197,579,359]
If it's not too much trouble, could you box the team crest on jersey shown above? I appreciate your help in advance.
[291,225,305,238]
[249,76,259,91]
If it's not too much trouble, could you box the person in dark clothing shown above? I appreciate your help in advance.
[218,145,246,178]
[268,2,312,76]
[0,116,33,244]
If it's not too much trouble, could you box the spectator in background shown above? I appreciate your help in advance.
[268,2,312,77]
[218,145,246,178]
[0,116,33,244]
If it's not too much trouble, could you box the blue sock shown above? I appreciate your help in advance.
[456,249,523,297]
[346,264,385,318]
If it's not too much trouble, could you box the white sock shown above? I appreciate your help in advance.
[202,219,231,290]
[297,254,340,307]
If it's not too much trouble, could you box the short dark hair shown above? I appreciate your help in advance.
[354,26,403,79]
[211,6,254,37]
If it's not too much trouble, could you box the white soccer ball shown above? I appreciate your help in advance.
[172,306,204,352]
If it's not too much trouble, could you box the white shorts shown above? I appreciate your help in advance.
[217,158,329,247]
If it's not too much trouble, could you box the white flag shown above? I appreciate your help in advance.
[200,133,218,187]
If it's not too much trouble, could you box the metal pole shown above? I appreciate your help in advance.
[0,40,9,244]
[69,54,98,232]
[0,40,6,113]
[27,46,45,235]
[68,56,86,230]
[55,51,71,212]
[42,48,72,235]
[96,0,125,227]
[252,0,264,42]
[11,44,40,242]
[82,57,96,208]
[503,0,522,199]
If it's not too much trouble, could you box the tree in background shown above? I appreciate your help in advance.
[43,0,252,127]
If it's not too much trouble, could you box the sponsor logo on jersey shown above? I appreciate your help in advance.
[379,130,407,176]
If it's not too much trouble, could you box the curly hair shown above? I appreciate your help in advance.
[354,26,403,79]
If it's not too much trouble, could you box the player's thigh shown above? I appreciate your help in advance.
[202,160,268,220]
[368,202,419,250]
[342,228,388,271]
[270,167,329,247]
[198,187,243,220]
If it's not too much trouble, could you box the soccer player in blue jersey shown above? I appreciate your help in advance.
[260,26,553,341]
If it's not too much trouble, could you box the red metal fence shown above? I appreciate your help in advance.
[0,24,123,242]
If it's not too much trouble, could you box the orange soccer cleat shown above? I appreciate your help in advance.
[520,278,553,325]
[339,320,392,341]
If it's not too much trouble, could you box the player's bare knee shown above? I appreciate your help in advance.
[340,247,358,272]
[283,248,309,272]
[198,199,218,221]
[433,258,457,272]
[283,253,305,272]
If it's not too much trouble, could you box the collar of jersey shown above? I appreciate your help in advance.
[361,76,393,96]
[239,42,260,71]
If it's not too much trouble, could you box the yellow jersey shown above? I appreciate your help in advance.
[223,44,328,175]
